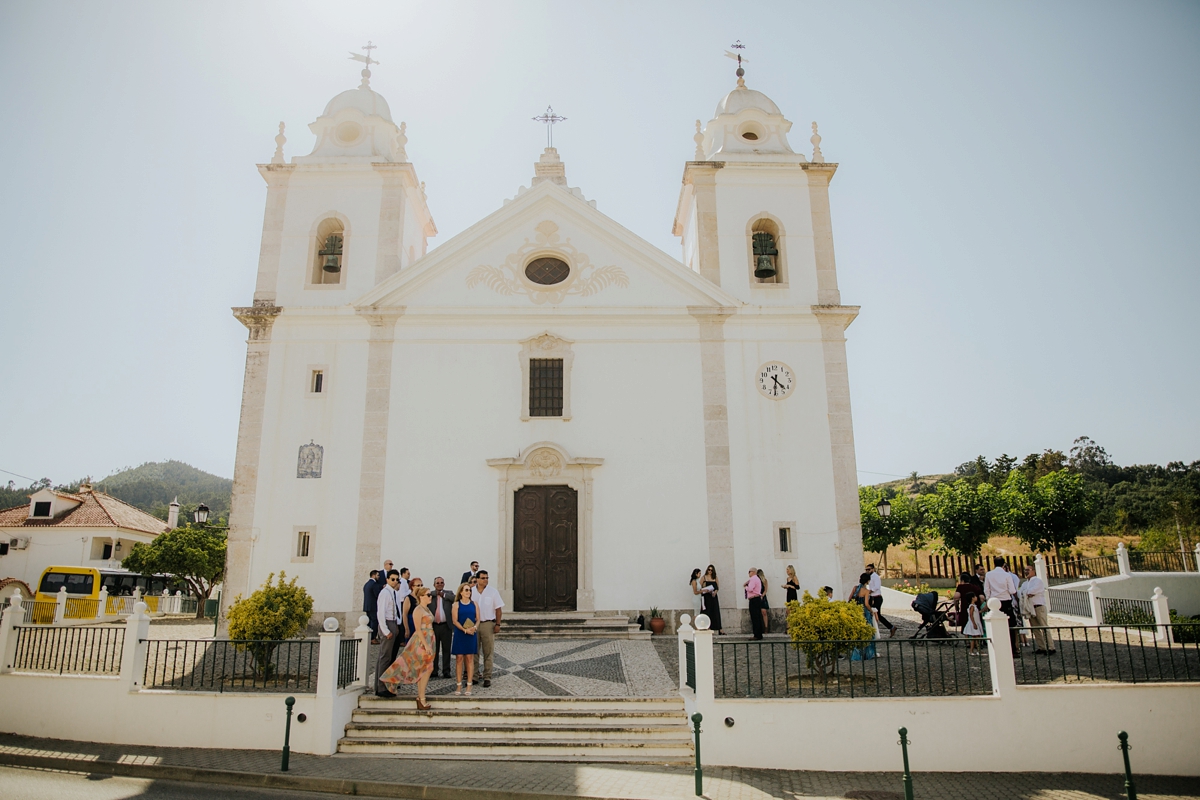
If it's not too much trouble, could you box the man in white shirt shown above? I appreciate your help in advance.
[1021,565,1054,654]
[471,570,504,687]
[983,557,1020,656]
[865,564,896,637]
[374,570,402,697]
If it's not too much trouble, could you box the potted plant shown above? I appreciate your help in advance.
[648,607,666,635]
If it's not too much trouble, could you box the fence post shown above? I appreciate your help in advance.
[354,614,372,689]
[97,587,109,620]
[691,712,703,796]
[54,587,67,625]
[1118,731,1137,800]
[315,620,340,699]
[0,590,25,674]
[677,613,693,692]
[983,598,1016,695]
[1194,543,1200,573]
[898,726,915,800]
[281,696,295,771]
[1034,554,1049,586]
[1087,581,1103,622]
[1116,543,1131,576]
[1150,587,1170,643]
[120,602,151,690]
[692,622,715,703]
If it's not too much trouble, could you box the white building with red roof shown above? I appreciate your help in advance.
[0,483,169,588]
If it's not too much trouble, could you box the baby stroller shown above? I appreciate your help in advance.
[910,592,956,639]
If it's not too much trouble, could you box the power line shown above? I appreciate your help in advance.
[0,467,40,483]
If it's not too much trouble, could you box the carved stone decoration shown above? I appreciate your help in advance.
[297,440,324,479]
[528,448,564,478]
[466,221,629,304]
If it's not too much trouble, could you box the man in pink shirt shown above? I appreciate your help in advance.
[744,568,765,639]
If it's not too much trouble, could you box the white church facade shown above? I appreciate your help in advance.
[223,59,865,629]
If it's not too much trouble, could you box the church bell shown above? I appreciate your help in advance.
[320,234,343,273]
[752,232,777,279]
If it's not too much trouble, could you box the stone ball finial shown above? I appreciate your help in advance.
[272,122,287,165]
[986,597,1002,613]
[695,613,711,630]
[395,121,409,160]
[810,121,824,163]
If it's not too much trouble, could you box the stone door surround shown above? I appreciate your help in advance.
[487,442,602,612]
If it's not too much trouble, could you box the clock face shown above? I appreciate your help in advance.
[757,361,795,400]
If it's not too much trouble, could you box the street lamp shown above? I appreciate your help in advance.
[194,503,210,525]
[876,498,892,518]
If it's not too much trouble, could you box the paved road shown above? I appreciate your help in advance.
[0,765,352,800]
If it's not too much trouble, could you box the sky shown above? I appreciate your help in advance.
[0,1,1197,487]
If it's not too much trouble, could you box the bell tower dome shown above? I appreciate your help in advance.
[673,66,841,306]
[248,49,436,308]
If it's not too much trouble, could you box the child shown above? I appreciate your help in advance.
[963,595,984,655]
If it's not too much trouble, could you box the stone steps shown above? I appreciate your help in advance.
[500,612,649,640]
[339,695,692,763]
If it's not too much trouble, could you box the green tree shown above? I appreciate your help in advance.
[859,486,905,575]
[1000,469,1095,559]
[227,572,314,678]
[123,525,226,618]
[925,479,998,557]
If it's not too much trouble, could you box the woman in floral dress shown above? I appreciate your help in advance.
[380,586,435,709]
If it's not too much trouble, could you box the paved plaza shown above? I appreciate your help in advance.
[2,733,1198,800]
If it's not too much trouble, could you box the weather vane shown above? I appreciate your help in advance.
[533,105,567,148]
[349,41,379,87]
[724,40,749,86]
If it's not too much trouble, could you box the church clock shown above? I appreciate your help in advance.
[756,361,795,400]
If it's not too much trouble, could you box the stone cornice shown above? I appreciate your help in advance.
[811,303,860,330]
[355,305,406,334]
[256,163,296,184]
[232,305,282,340]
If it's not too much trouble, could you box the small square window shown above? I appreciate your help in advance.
[312,370,324,393]
[778,527,792,554]
[33,501,51,517]
[296,531,311,559]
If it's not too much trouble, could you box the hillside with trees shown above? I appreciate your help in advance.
[860,437,1198,576]
[0,461,231,524]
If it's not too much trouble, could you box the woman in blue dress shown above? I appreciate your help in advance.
[850,572,879,662]
[451,582,478,695]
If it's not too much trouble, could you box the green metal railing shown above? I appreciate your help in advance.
[1015,624,1200,684]
[715,637,991,698]
[142,639,319,693]
[337,637,360,689]
[684,639,696,691]
[12,625,124,674]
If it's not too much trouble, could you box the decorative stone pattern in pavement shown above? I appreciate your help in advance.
[381,638,677,697]
[2,733,1199,800]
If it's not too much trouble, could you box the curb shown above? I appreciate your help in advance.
[0,751,640,800]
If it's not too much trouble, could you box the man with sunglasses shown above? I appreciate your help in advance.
[374,569,403,697]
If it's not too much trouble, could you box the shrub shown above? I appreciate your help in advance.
[786,591,875,677]
[227,572,314,677]
[1169,610,1200,644]
[1101,601,1155,629]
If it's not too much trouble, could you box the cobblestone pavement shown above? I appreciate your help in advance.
[381,637,678,698]
[1,734,1197,800]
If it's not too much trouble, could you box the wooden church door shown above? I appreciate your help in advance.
[513,485,578,611]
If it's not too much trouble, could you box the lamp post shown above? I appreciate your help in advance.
[194,503,210,526]
[876,498,892,576]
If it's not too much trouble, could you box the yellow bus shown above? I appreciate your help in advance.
[32,566,185,622]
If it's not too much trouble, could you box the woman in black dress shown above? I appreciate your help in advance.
[700,564,723,634]
[783,565,800,603]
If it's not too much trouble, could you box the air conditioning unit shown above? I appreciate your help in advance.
[10,537,30,550]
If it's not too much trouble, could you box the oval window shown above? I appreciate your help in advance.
[336,121,363,144]
[525,257,570,285]
[742,131,759,140]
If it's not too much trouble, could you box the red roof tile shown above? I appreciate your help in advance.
[0,491,169,536]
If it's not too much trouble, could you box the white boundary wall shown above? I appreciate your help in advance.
[0,603,368,755]
[679,603,1200,776]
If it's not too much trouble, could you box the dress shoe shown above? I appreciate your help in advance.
[1048,649,1056,654]
[483,679,492,687]
[1034,649,1047,654]
[375,689,396,698]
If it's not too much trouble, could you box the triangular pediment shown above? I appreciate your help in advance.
[355,180,739,311]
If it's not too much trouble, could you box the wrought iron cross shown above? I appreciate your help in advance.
[724,40,749,81]
[533,106,567,148]
[349,40,379,67]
